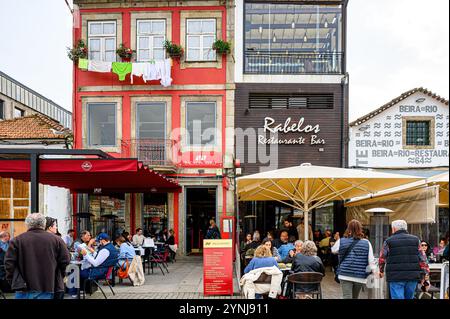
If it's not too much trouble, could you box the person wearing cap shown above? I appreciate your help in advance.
[79,233,119,281]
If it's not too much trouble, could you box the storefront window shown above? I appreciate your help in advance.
[89,194,125,238]
[143,193,168,236]
[314,202,334,233]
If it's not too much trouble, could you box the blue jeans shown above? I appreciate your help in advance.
[15,291,54,299]
[389,281,417,299]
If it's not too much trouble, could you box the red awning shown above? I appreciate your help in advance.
[0,158,181,194]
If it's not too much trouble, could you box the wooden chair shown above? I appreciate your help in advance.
[287,272,324,299]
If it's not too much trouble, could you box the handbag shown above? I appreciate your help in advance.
[118,260,130,279]
[334,239,359,284]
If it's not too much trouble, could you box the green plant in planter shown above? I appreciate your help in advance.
[163,40,184,58]
[116,44,135,60]
[67,39,88,62]
[212,39,231,55]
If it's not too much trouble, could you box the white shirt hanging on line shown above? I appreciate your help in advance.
[88,60,112,73]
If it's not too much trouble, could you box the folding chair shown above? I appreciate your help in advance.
[287,272,324,299]
[82,259,118,299]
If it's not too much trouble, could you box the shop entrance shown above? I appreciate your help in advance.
[185,187,217,255]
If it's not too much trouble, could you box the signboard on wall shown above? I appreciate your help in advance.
[203,239,233,296]
[349,93,449,168]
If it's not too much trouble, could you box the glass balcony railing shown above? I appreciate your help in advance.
[244,52,344,75]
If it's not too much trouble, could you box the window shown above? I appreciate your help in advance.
[87,103,116,147]
[137,102,166,139]
[406,121,431,146]
[137,20,166,61]
[186,19,216,61]
[14,107,25,118]
[0,99,4,119]
[186,102,216,146]
[88,21,117,62]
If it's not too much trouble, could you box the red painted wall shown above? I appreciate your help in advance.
[73,4,231,238]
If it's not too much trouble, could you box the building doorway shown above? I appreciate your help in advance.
[185,187,217,255]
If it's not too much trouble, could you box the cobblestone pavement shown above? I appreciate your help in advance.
[2,257,371,300]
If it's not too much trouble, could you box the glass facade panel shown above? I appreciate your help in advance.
[137,102,166,139]
[244,2,343,74]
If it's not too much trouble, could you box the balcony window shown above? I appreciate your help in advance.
[186,19,216,61]
[137,102,166,139]
[186,102,216,146]
[87,103,116,147]
[137,20,166,61]
[244,2,343,74]
[88,21,117,62]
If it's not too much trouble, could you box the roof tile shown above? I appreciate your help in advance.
[0,114,72,139]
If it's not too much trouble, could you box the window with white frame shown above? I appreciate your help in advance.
[186,19,216,61]
[137,20,166,61]
[186,102,216,146]
[88,21,117,62]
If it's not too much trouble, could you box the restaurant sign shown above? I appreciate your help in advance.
[259,117,326,145]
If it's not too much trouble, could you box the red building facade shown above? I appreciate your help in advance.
[72,0,236,255]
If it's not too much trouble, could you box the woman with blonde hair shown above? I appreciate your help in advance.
[205,219,221,239]
[244,245,279,274]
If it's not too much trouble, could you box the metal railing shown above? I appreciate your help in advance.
[121,139,174,167]
[244,52,344,75]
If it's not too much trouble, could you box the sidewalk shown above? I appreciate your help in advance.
[86,256,242,299]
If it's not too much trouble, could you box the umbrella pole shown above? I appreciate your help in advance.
[304,179,309,241]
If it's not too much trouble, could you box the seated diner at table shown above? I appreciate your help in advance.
[262,238,281,262]
[115,235,136,269]
[282,240,303,264]
[244,245,279,274]
[79,233,119,280]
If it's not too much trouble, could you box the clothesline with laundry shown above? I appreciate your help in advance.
[77,58,173,87]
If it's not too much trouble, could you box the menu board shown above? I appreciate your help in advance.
[203,239,233,296]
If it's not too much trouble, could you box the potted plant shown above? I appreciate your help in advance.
[67,39,88,63]
[163,40,184,59]
[212,39,231,55]
[116,44,135,62]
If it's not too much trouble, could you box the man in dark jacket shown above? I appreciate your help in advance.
[379,220,429,299]
[4,213,70,299]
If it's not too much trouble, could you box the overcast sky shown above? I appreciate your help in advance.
[0,0,448,121]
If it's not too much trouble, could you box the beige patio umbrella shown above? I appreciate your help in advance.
[237,163,424,240]
[427,172,449,207]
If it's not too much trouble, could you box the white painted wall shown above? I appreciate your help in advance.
[44,185,72,236]
[349,92,449,168]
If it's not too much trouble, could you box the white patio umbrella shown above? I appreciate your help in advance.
[237,163,424,240]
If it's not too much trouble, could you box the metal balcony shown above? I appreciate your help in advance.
[121,139,176,171]
[244,52,344,75]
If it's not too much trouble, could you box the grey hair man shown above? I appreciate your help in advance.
[379,219,430,299]
[4,213,70,299]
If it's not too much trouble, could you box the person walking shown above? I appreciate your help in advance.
[379,220,430,299]
[331,219,376,299]
[4,213,70,299]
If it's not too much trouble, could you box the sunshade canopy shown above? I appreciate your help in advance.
[0,158,181,194]
[237,163,423,240]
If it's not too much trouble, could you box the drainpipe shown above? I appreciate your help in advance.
[341,73,349,168]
